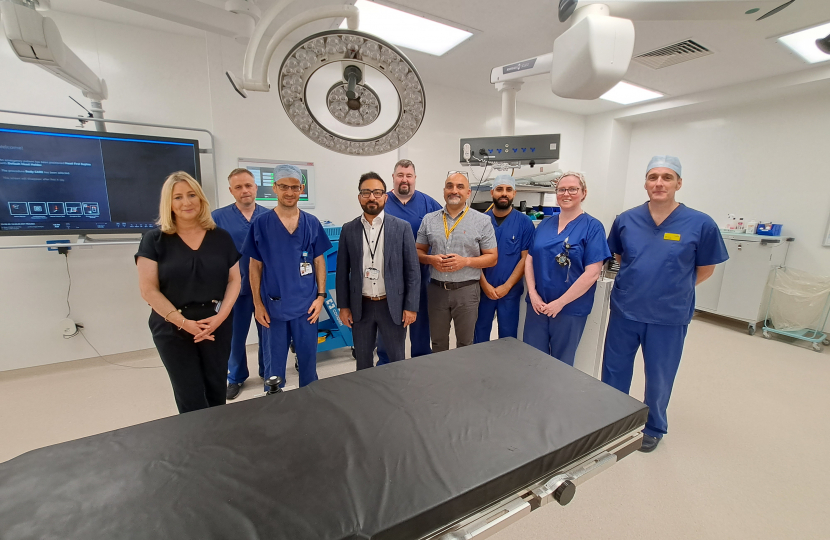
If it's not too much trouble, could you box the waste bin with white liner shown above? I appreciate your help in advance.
[761,267,830,352]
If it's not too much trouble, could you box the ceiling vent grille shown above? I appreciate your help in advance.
[632,39,713,70]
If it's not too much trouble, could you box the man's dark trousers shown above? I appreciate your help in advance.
[353,297,406,370]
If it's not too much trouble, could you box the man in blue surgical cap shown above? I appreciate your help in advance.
[473,174,534,343]
[602,156,728,453]
[243,164,332,390]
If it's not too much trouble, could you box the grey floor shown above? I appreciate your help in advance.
[1,312,828,539]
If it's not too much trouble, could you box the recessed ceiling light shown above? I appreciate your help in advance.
[778,22,830,64]
[340,0,473,56]
[600,82,663,105]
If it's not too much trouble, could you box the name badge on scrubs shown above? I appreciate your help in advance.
[300,250,312,276]
[365,267,380,280]
[664,233,681,241]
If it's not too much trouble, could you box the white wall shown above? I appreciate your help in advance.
[623,89,830,275]
[0,15,585,371]
[0,12,215,372]
[579,114,632,230]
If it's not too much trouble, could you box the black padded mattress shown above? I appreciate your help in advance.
[0,338,647,540]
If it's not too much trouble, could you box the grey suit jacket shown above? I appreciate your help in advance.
[335,213,420,324]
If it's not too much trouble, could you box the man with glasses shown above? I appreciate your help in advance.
[243,164,332,390]
[416,172,497,352]
[335,172,421,370]
[212,168,270,400]
[473,175,535,343]
[377,159,442,363]
[602,156,728,453]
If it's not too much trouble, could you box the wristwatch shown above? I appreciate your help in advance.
[317,292,327,298]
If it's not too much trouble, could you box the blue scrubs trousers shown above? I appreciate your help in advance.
[376,275,432,365]
[523,309,588,366]
[473,292,522,343]
[262,314,319,390]
[601,310,688,439]
[227,294,264,385]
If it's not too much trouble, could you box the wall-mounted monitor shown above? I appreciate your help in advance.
[0,123,201,236]
[237,158,316,209]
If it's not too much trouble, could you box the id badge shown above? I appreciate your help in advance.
[364,267,380,280]
[300,262,313,276]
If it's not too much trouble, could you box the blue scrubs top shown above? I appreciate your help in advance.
[385,190,442,239]
[528,213,611,317]
[483,209,534,298]
[242,210,332,322]
[212,203,269,296]
[608,202,728,326]
[385,190,442,278]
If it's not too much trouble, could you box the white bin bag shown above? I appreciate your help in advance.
[766,267,830,332]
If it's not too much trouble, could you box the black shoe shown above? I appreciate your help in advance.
[639,434,660,453]
[226,382,243,400]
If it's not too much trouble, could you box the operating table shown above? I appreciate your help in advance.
[0,338,647,539]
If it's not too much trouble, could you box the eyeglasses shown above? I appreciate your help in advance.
[359,189,386,198]
[556,187,581,195]
[275,184,302,192]
[446,171,469,179]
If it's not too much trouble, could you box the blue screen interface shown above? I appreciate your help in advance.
[0,126,199,234]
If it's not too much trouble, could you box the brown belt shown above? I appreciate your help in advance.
[363,295,387,301]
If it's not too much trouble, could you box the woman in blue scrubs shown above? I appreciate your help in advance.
[523,172,610,366]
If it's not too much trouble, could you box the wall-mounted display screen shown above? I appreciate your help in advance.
[237,158,316,209]
[0,123,201,236]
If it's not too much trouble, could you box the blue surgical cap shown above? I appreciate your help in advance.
[492,174,516,190]
[273,164,304,182]
[646,155,682,178]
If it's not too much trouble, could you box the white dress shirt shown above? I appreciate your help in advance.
[361,210,386,298]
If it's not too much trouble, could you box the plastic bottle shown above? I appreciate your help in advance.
[736,217,745,233]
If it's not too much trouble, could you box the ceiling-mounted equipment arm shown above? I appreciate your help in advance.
[1,0,107,101]
[228,3,359,97]
[493,0,791,102]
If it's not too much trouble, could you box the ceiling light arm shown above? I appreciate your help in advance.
[343,65,362,99]
[232,4,359,95]
[242,0,292,85]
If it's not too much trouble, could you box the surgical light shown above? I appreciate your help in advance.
[278,30,426,156]
[600,81,663,105]
[777,22,830,64]
[339,0,472,57]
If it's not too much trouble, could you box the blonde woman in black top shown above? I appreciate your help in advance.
[136,171,241,413]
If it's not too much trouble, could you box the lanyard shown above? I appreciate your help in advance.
[362,218,385,265]
[443,206,470,239]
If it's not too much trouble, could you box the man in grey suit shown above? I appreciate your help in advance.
[336,172,421,370]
